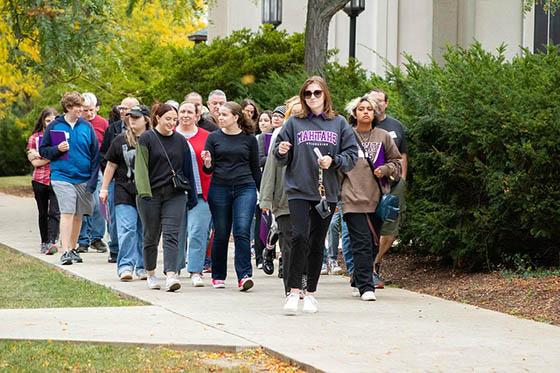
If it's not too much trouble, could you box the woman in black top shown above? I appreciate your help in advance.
[135,103,197,292]
[202,101,261,291]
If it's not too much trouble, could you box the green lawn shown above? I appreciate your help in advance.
[0,245,144,308]
[0,175,32,189]
[0,341,251,372]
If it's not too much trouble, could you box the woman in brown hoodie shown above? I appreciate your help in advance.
[340,96,402,301]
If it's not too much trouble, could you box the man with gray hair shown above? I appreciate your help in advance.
[76,92,108,254]
[205,89,227,124]
[185,91,219,132]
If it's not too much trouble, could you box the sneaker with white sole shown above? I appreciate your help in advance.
[119,270,133,282]
[136,269,148,280]
[283,292,300,315]
[147,275,161,290]
[238,276,254,292]
[320,262,328,275]
[165,275,181,292]
[302,295,318,313]
[328,258,343,275]
[191,273,204,287]
[361,291,376,301]
[211,279,225,288]
[351,287,360,297]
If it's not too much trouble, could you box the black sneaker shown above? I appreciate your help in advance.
[60,251,73,265]
[108,255,117,263]
[263,259,274,275]
[90,239,108,253]
[75,244,89,253]
[69,249,83,263]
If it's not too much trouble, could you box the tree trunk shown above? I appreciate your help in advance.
[304,0,348,75]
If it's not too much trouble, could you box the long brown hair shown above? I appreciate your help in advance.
[33,108,58,133]
[222,101,253,134]
[297,76,336,120]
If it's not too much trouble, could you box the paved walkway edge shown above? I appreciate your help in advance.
[0,241,321,372]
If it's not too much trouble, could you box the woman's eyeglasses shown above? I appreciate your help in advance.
[304,90,323,99]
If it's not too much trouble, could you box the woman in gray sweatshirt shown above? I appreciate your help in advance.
[274,76,358,315]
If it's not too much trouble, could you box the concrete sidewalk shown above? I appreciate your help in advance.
[1,193,560,372]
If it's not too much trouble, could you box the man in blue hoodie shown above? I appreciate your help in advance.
[40,92,100,265]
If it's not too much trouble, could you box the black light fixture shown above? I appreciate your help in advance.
[262,0,282,28]
[343,0,366,60]
[188,29,208,45]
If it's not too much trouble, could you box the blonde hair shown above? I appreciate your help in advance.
[284,96,300,119]
[345,96,379,127]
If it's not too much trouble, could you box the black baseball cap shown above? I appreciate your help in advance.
[126,105,150,117]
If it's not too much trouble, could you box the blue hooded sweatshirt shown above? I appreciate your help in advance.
[39,115,100,192]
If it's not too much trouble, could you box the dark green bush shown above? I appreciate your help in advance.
[392,43,560,270]
[146,25,305,103]
[243,60,400,114]
[0,112,31,176]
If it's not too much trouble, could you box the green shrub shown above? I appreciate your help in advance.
[392,43,560,270]
[243,60,400,114]
[146,25,305,103]
[0,112,31,176]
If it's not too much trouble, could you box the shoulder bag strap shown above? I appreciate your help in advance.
[150,129,177,176]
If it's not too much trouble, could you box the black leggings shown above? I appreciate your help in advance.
[32,181,60,244]
[287,199,336,293]
[344,212,382,294]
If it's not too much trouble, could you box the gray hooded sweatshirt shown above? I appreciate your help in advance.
[273,113,358,203]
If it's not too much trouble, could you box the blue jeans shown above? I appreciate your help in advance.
[107,180,119,258]
[324,205,352,272]
[115,204,144,276]
[187,197,212,273]
[78,172,105,245]
[208,183,256,281]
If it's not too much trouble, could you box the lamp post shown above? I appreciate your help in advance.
[343,0,366,60]
[262,0,282,28]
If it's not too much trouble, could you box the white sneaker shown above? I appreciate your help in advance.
[351,287,360,297]
[136,269,148,280]
[320,263,328,275]
[119,270,133,282]
[165,275,181,292]
[302,295,318,314]
[361,291,376,301]
[328,258,343,275]
[191,273,204,287]
[147,275,160,290]
[283,292,299,315]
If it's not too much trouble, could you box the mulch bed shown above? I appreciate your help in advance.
[381,252,560,326]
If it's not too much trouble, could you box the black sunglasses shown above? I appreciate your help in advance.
[304,90,323,99]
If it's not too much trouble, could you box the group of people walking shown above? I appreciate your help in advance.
[27,75,408,315]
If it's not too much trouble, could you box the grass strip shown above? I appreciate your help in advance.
[0,245,143,308]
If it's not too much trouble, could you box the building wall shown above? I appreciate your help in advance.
[207,0,532,76]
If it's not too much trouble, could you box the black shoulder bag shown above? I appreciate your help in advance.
[151,130,191,192]
[352,131,399,223]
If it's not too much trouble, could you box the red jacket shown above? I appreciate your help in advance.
[186,128,211,200]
